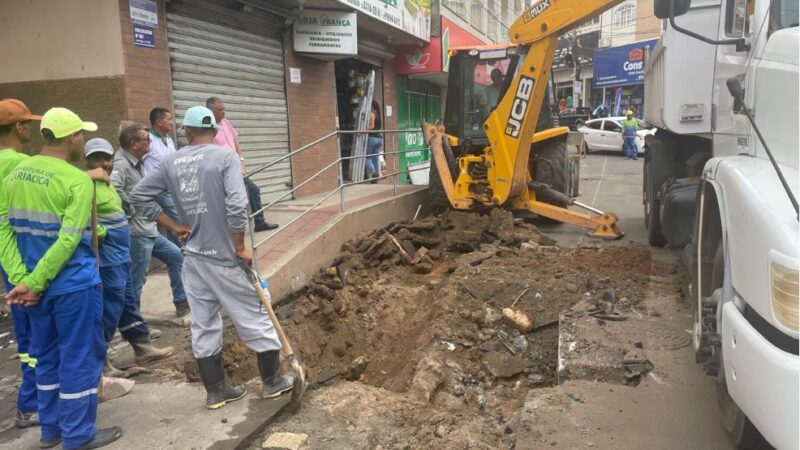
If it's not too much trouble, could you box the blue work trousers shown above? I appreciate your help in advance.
[2,271,37,414]
[28,285,105,449]
[130,234,186,306]
[623,137,638,159]
[100,262,149,343]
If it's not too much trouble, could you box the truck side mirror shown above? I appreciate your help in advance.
[654,0,692,19]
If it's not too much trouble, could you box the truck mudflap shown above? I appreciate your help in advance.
[658,178,699,248]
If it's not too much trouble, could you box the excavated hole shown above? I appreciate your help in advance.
[178,211,652,412]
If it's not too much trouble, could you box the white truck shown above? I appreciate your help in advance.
[643,0,798,448]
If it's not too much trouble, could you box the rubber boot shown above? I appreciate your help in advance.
[257,350,295,399]
[74,426,123,450]
[129,334,174,365]
[196,353,247,409]
[103,355,125,378]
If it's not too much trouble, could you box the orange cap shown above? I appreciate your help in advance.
[0,99,42,126]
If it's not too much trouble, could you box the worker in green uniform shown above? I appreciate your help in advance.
[621,109,639,160]
[0,107,122,449]
[0,99,42,429]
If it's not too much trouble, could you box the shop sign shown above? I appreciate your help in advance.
[395,17,483,75]
[336,0,431,41]
[593,39,658,88]
[294,10,358,55]
[133,25,155,48]
[130,0,158,28]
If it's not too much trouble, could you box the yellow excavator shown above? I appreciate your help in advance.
[423,0,624,239]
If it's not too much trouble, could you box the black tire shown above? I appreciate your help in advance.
[532,138,569,207]
[428,148,452,215]
[644,153,667,247]
[573,119,584,130]
[710,241,771,449]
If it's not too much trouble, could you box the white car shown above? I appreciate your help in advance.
[578,117,654,154]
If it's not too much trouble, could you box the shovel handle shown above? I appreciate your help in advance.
[240,263,295,356]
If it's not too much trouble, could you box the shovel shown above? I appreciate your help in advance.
[240,263,306,412]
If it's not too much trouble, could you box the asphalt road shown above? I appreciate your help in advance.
[527,152,737,450]
[537,152,648,246]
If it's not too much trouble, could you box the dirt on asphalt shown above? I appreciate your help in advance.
[94,210,654,448]
[228,210,650,449]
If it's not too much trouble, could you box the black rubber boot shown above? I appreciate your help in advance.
[15,409,37,428]
[257,350,295,399]
[74,426,123,449]
[196,353,247,409]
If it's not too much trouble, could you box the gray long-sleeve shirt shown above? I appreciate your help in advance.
[129,143,249,266]
[112,149,161,237]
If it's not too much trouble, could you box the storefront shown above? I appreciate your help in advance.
[166,0,292,203]
[394,16,485,184]
[592,39,658,118]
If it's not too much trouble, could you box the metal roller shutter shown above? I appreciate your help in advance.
[167,13,292,204]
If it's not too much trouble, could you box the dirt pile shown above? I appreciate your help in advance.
[251,210,652,448]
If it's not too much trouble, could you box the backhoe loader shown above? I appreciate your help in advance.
[423,0,625,239]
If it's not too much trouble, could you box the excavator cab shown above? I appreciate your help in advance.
[443,45,554,154]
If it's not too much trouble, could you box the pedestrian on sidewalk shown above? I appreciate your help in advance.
[0,107,122,449]
[205,97,278,232]
[130,106,295,410]
[84,138,174,373]
[0,99,41,430]
[144,107,182,247]
[111,123,190,319]
[365,101,383,182]
[622,110,639,160]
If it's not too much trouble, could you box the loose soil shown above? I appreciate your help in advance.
[143,210,653,448]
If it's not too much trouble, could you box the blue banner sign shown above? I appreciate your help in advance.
[134,25,155,49]
[593,39,658,88]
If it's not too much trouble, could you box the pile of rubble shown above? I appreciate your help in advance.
[249,210,653,448]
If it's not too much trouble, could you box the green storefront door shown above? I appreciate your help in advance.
[397,78,441,184]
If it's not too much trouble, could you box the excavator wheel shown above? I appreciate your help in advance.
[428,140,454,215]
[531,138,570,208]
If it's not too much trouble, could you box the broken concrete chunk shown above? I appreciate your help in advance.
[520,242,538,252]
[481,351,529,378]
[345,356,369,380]
[262,432,309,450]
[502,308,535,333]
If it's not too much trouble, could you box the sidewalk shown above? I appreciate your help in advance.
[253,184,421,270]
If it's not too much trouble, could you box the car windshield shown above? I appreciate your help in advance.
[461,51,516,134]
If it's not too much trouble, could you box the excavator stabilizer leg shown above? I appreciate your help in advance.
[524,199,625,240]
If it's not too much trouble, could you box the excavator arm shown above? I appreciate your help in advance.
[426,0,624,239]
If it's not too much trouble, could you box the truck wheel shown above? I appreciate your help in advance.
[643,153,667,246]
[532,138,569,207]
[428,147,453,215]
[708,241,771,449]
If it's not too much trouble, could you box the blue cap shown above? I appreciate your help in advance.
[84,138,115,157]
[181,106,221,130]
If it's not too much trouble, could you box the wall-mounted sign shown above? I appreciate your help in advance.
[133,25,155,48]
[593,39,658,88]
[130,0,158,28]
[395,17,483,75]
[294,10,358,55]
[336,0,431,41]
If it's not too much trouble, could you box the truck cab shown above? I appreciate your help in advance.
[645,1,798,448]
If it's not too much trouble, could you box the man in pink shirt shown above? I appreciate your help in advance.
[206,97,277,232]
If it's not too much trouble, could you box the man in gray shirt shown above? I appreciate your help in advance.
[112,124,189,319]
[130,106,294,410]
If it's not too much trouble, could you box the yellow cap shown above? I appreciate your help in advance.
[40,107,98,139]
[626,110,634,115]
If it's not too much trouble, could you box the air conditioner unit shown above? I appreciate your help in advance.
[599,37,611,48]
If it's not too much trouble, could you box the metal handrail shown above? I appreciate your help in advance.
[246,127,429,275]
